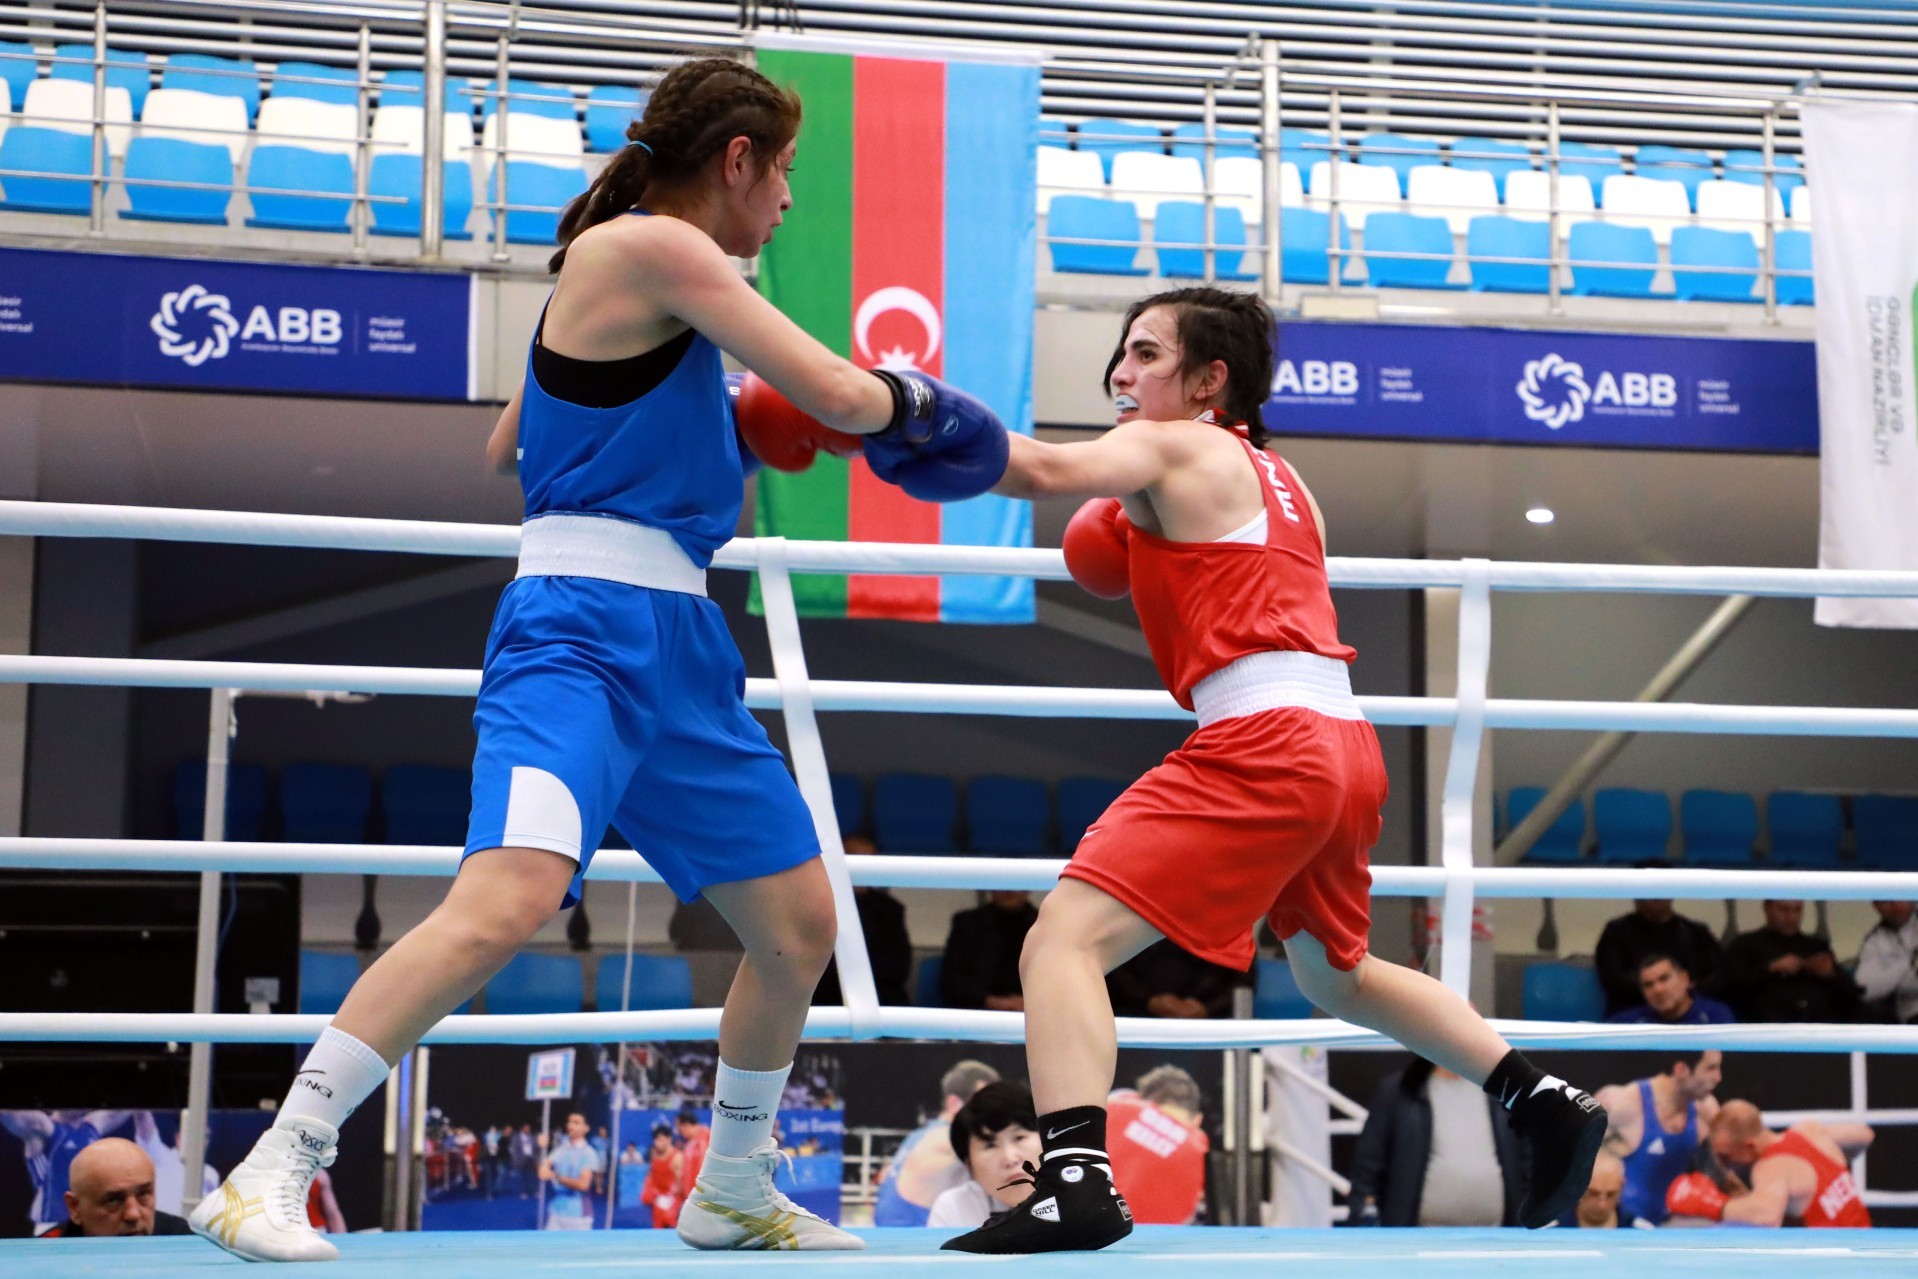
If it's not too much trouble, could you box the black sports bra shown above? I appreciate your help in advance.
[532,310,696,409]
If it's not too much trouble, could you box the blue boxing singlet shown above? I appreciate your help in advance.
[1618,1077,1700,1224]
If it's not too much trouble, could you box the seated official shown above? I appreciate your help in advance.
[927,1083,1043,1229]
[1106,939,1244,1019]
[1558,1151,1654,1229]
[1855,900,1918,1024]
[1595,892,1726,1017]
[39,1138,192,1238]
[1723,900,1862,1023]
[941,892,1039,1011]
[1606,953,1735,1026]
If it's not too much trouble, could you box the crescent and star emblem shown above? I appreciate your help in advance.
[854,286,942,371]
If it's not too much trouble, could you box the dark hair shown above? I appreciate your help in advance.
[675,1106,699,1126]
[1637,951,1686,976]
[1102,287,1277,447]
[549,56,802,272]
[948,1081,1037,1163]
[650,1122,673,1141]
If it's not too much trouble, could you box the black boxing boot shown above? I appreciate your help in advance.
[940,1153,1133,1254]
[1485,1050,1607,1228]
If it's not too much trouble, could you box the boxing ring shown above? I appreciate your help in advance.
[5,499,1918,1274]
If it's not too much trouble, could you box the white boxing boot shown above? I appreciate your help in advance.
[189,1117,341,1262]
[677,1141,865,1251]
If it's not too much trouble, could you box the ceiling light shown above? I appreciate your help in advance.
[1525,507,1555,525]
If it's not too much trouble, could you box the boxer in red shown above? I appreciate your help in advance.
[944,288,1605,1254]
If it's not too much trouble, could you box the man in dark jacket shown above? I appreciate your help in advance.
[814,835,914,1006]
[1345,1058,1528,1227]
[1723,899,1862,1022]
[1106,939,1247,1019]
[38,1138,193,1238]
[941,891,1038,1010]
[1594,888,1725,1015]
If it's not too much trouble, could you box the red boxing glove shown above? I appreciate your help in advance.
[1063,497,1132,600]
[735,371,864,473]
[1666,1172,1728,1222]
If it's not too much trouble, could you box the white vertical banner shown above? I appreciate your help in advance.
[1803,100,1918,628]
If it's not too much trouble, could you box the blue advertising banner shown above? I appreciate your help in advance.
[0,246,473,400]
[1268,322,1818,453]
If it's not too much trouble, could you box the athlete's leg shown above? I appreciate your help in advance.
[703,858,839,1072]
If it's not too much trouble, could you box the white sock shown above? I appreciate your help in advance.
[276,1027,391,1133]
[708,1059,791,1159]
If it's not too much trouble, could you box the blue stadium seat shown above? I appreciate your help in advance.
[1766,791,1843,868]
[914,955,945,1007]
[0,40,35,110]
[1448,135,1533,199]
[52,45,152,116]
[1521,962,1606,1021]
[171,761,270,841]
[1635,144,1715,208]
[299,950,362,1015]
[1670,226,1759,303]
[480,76,577,120]
[245,145,354,232]
[1775,228,1814,306]
[122,137,233,224]
[1038,116,1073,147]
[585,85,644,152]
[1281,208,1355,286]
[595,953,693,1011]
[966,776,1050,855]
[1075,116,1162,180]
[1506,786,1585,863]
[1853,794,1918,871]
[1593,788,1672,864]
[1045,195,1147,275]
[280,763,374,844]
[1680,790,1758,867]
[1170,122,1258,162]
[378,69,474,113]
[1058,777,1126,852]
[494,159,585,245]
[1567,221,1660,298]
[1357,131,1440,196]
[1153,201,1256,280]
[161,53,260,122]
[873,773,959,853]
[381,764,471,845]
[829,772,866,838]
[0,127,95,214]
[486,953,584,1015]
[1279,128,1331,171]
[271,60,359,106]
[1466,215,1551,294]
[1359,211,1459,289]
[1723,149,1803,199]
[368,154,474,239]
[1253,958,1314,1020]
[1554,141,1625,191]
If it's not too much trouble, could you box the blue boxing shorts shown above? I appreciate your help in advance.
[462,544,820,908]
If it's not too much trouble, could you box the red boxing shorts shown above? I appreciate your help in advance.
[1060,708,1387,972]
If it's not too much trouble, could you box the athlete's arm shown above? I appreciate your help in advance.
[1594,1084,1637,1156]
[1824,1123,1875,1156]
[992,421,1186,500]
[1720,1160,1792,1226]
[0,1111,52,1141]
[487,388,522,475]
[1284,460,1331,549]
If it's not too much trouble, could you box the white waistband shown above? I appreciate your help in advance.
[1191,650,1364,727]
[515,514,707,596]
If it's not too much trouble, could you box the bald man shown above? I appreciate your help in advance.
[1562,1152,1652,1229]
[1666,1100,1873,1228]
[39,1138,193,1238]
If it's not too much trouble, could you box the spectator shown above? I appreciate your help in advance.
[814,834,914,1007]
[1106,940,1244,1019]
[37,1138,192,1238]
[1605,954,1736,1026]
[1345,1058,1527,1227]
[1107,1065,1211,1224]
[509,1123,538,1198]
[1856,900,1918,1024]
[941,891,1038,1011]
[1559,1152,1652,1229]
[1723,900,1862,1022]
[1594,891,1725,1016]
[639,1123,685,1228]
[1594,1050,1722,1225]
[927,1083,1043,1229]
[2,1109,130,1235]
[873,1059,1001,1226]
[672,1107,711,1214]
[1667,1102,1872,1227]
[539,1112,602,1230]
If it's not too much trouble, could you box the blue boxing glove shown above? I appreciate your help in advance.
[864,369,1009,503]
[723,371,764,478]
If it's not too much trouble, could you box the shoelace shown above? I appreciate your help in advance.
[745,1145,827,1223]
[271,1138,335,1229]
[997,1160,1043,1196]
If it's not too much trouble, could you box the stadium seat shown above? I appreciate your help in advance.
[368,154,474,239]
[1723,149,1803,199]
[1405,164,1499,235]
[1211,156,1303,220]
[1521,962,1606,1021]
[1853,794,1918,871]
[492,159,587,245]
[1506,787,1585,862]
[1037,145,1105,213]
[596,953,693,1011]
[381,764,471,844]
[1038,116,1073,146]
[51,44,152,117]
[257,97,358,151]
[1599,174,1692,246]
[1502,170,1595,222]
[1448,135,1533,198]
[1253,958,1314,1019]
[1279,128,1331,171]
[1567,221,1661,297]
[161,53,260,123]
[0,126,95,214]
[1058,777,1126,851]
[1634,144,1715,207]
[1154,202,1257,281]
[1695,179,1784,236]
[1306,160,1403,227]
[1109,150,1203,218]
[1170,122,1258,162]
[1358,211,1459,289]
[372,103,476,158]
[479,77,578,121]
[1774,228,1813,306]
[1075,117,1162,179]
[1466,215,1552,294]
[248,101,360,230]
[1281,208,1356,286]
[171,761,271,841]
[1554,140,1626,190]
[1670,226,1759,303]
[378,69,475,113]
[140,87,250,161]
[829,772,866,838]
[280,763,374,843]
[1789,185,1811,225]
[298,950,362,1015]
[966,775,1051,854]
[1593,788,1673,863]
[1044,195,1147,275]
[1682,790,1758,867]
[914,955,945,1007]
[1766,791,1843,868]
[872,772,959,853]
[485,953,584,1015]
[480,111,586,163]
[23,78,134,158]
[585,85,644,152]
[0,40,36,111]
[122,136,234,224]
[1357,131,1440,195]
[271,60,359,106]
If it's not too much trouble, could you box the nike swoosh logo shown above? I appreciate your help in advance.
[1045,1121,1089,1141]
[714,1103,755,1112]
[295,1070,327,1078]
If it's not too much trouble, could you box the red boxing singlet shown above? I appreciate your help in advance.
[1760,1130,1871,1228]
[1126,433,1355,710]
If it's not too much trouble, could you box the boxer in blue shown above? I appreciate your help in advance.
[193,56,1006,1263]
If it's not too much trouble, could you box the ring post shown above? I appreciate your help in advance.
[1438,563,1490,1000]
[181,686,235,1211]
